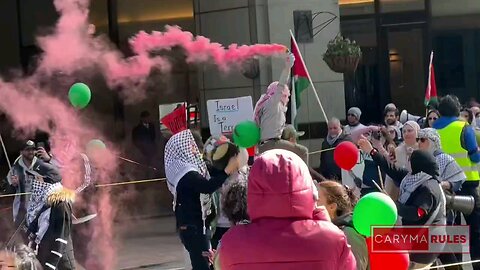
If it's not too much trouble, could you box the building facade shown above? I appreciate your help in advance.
[341,0,480,122]
[0,0,344,168]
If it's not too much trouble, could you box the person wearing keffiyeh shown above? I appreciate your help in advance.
[25,163,76,270]
[164,130,239,270]
[357,142,447,268]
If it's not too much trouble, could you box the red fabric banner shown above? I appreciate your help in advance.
[161,105,187,134]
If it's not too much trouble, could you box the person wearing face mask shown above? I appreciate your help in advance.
[164,130,239,270]
[320,118,351,180]
[471,106,480,127]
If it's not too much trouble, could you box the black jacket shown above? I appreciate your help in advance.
[371,151,445,226]
[35,192,76,270]
[175,168,228,230]
[132,122,156,155]
[319,134,351,180]
[371,150,446,264]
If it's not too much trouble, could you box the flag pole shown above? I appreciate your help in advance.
[290,70,297,125]
[425,51,434,118]
[289,30,328,122]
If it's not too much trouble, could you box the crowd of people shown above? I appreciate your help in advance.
[165,52,480,270]
[0,135,101,269]
[2,53,480,270]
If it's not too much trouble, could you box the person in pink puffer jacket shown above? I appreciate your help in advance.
[217,149,357,270]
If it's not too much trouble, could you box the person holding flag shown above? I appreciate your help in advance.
[255,51,310,162]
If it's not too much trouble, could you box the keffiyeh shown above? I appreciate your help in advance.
[27,180,62,225]
[398,172,433,204]
[164,130,211,221]
[253,81,289,126]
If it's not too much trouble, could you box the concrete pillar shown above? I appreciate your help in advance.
[194,0,344,164]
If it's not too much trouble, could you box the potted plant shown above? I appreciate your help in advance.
[323,35,362,73]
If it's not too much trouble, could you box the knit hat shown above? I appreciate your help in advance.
[385,103,397,111]
[348,107,362,119]
[410,150,439,178]
[417,128,442,151]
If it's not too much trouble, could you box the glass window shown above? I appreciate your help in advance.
[341,19,376,47]
[339,0,374,16]
[432,0,480,17]
[117,0,194,47]
[379,0,425,13]
[89,0,109,34]
[434,35,465,88]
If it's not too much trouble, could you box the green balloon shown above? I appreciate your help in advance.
[233,121,261,148]
[353,192,397,237]
[86,139,106,156]
[68,83,91,109]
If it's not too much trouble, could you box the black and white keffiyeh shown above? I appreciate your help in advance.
[27,179,62,225]
[164,130,211,221]
[398,172,432,204]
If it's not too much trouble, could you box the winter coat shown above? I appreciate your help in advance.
[218,149,356,270]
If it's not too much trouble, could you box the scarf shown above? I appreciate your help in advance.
[434,151,465,189]
[398,172,433,204]
[253,81,289,126]
[164,130,211,223]
[326,133,341,145]
[27,179,62,225]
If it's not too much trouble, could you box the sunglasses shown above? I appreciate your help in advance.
[347,114,356,117]
[428,117,438,121]
[416,137,428,143]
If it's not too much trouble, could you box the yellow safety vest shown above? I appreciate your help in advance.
[437,120,480,181]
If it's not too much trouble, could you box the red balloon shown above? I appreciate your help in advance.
[333,141,359,170]
[366,237,410,270]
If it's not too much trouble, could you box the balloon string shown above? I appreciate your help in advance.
[0,177,168,198]
[95,177,166,187]
[308,147,335,155]
[117,156,158,171]
[425,259,480,269]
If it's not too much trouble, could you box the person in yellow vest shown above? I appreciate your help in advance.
[433,95,480,269]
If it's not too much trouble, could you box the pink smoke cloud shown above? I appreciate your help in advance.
[0,77,118,269]
[0,0,288,268]
[130,25,287,71]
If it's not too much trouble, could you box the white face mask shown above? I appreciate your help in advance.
[475,118,480,128]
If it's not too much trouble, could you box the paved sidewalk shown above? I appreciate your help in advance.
[116,215,185,270]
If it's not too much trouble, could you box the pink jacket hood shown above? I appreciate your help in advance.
[247,149,318,221]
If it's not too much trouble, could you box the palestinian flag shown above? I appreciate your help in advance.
[291,36,310,109]
[290,35,311,123]
[425,51,438,106]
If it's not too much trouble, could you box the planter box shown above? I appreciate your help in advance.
[323,55,361,74]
